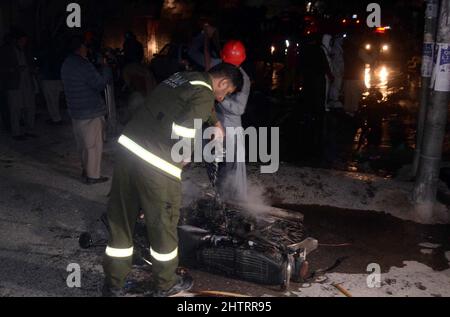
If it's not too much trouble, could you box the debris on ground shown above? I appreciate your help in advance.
[178,195,317,288]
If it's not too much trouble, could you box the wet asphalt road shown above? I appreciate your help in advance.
[0,65,449,296]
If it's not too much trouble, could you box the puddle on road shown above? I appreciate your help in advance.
[274,203,450,274]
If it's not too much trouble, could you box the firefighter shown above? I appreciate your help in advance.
[102,63,243,297]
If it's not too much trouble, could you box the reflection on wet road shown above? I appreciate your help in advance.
[364,63,403,99]
[246,60,420,177]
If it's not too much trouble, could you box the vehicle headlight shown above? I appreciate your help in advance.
[365,44,371,50]
[382,44,389,52]
[270,45,276,54]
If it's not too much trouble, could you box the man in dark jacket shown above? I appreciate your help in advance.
[61,36,112,184]
[0,31,36,140]
[122,31,144,66]
[39,40,65,124]
[39,40,64,125]
[187,22,222,71]
[300,34,334,157]
[0,34,11,132]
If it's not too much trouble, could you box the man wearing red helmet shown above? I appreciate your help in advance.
[216,40,251,203]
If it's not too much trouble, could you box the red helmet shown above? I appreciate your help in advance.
[221,40,246,66]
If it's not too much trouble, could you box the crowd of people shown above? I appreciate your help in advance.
[292,30,384,159]
[0,29,154,184]
[0,22,402,194]
[0,21,402,296]
[0,24,252,297]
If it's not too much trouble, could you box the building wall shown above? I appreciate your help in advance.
[102,1,155,61]
[102,0,195,62]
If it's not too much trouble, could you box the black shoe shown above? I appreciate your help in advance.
[85,176,109,185]
[102,284,127,297]
[151,274,194,297]
[12,135,27,141]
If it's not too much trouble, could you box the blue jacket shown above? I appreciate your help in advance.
[61,54,112,120]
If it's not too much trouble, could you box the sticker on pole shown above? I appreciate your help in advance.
[433,44,450,92]
[421,42,434,77]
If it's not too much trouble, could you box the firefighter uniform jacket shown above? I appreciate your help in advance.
[120,71,217,176]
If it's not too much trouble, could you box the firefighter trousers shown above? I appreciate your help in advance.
[103,148,181,291]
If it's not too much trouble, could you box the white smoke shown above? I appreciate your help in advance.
[239,180,272,217]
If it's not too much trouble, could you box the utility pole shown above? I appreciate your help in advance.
[413,0,450,221]
[413,0,440,176]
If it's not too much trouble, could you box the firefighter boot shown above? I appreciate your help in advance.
[150,273,194,297]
